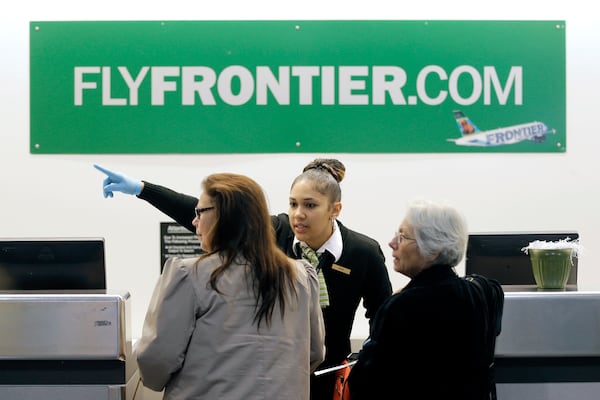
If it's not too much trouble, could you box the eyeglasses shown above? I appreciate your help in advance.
[194,206,215,218]
[393,231,415,245]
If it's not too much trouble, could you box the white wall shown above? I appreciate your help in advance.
[2,1,599,347]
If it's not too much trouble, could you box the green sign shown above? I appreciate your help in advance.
[30,20,566,153]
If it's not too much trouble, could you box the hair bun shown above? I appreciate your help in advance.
[303,158,346,183]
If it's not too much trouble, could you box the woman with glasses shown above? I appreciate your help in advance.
[347,200,504,400]
[135,173,325,399]
[95,159,392,400]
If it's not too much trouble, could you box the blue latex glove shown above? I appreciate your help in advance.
[93,164,143,198]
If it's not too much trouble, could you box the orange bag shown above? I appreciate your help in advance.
[332,360,351,400]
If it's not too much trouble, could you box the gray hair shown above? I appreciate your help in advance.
[405,200,468,267]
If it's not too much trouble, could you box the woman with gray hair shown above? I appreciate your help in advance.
[348,200,504,400]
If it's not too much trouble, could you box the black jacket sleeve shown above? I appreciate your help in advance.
[361,243,391,323]
[138,181,199,233]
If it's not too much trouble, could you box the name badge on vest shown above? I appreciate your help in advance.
[332,263,351,275]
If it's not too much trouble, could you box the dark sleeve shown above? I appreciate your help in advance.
[361,241,392,323]
[270,213,294,253]
[347,296,397,399]
[138,181,198,233]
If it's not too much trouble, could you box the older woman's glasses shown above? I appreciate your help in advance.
[194,206,215,218]
[393,231,415,245]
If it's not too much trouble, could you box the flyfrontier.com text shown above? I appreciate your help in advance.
[74,65,523,107]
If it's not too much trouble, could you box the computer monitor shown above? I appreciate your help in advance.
[0,238,106,290]
[466,232,578,287]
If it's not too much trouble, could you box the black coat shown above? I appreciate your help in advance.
[348,264,504,400]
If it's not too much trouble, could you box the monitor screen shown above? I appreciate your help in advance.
[0,238,106,290]
[466,232,578,286]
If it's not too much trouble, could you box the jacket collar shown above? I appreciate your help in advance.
[403,264,458,291]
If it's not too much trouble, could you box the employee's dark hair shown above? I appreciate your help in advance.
[199,173,297,328]
[291,158,345,203]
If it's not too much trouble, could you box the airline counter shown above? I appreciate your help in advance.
[0,290,140,400]
[495,286,600,399]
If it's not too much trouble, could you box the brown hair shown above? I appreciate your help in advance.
[292,158,345,203]
[199,173,297,328]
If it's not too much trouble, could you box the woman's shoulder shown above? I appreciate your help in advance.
[271,213,290,228]
[288,258,318,288]
[337,220,383,256]
[163,254,221,277]
[288,257,315,279]
[380,287,436,317]
[338,220,379,244]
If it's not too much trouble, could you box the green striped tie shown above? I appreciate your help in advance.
[301,244,330,307]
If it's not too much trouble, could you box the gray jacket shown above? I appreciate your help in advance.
[135,253,325,400]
